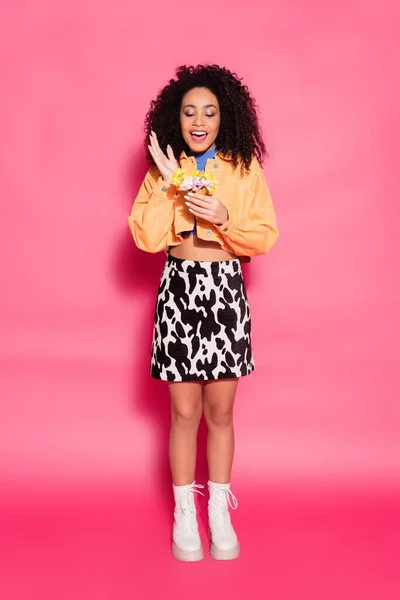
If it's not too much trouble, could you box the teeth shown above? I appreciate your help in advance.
[191,132,206,137]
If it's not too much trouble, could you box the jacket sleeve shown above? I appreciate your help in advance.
[128,166,176,253]
[215,158,279,256]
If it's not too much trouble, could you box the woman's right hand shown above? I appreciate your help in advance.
[148,131,178,185]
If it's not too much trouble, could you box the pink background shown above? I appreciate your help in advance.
[1,1,399,598]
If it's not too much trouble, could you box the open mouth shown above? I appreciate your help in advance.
[190,131,208,143]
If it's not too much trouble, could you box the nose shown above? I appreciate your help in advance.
[191,112,205,127]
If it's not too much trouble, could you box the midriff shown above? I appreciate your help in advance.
[169,233,237,261]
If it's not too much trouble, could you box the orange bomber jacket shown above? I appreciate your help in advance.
[128,151,279,261]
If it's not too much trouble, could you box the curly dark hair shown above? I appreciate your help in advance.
[144,64,266,173]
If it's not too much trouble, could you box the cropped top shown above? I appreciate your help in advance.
[128,151,279,262]
[181,146,217,236]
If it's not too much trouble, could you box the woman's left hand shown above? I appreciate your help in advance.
[184,192,228,226]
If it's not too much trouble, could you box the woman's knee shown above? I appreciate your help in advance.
[169,382,202,428]
[171,403,202,428]
[203,380,237,427]
[204,404,233,428]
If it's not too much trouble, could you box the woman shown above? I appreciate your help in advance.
[128,64,279,562]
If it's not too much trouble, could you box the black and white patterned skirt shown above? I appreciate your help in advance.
[150,254,255,381]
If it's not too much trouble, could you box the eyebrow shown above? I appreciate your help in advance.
[183,104,218,110]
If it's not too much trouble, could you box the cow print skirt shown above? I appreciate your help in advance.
[150,254,255,381]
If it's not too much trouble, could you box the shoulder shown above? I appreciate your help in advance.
[230,156,263,176]
[223,156,259,175]
[248,156,263,175]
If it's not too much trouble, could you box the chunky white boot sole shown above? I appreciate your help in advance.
[172,542,204,562]
[210,542,240,561]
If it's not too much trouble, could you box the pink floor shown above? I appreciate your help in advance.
[2,357,399,599]
[2,483,399,600]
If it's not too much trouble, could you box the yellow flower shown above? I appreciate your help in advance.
[171,168,186,187]
[172,168,218,193]
[203,172,217,194]
[208,180,217,194]
[190,169,217,182]
[204,172,217,184]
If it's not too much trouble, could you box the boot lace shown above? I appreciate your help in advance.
[209,487,238,531]
[176,484,204,533]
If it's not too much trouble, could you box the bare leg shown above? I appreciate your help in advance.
[203,379,239,483]
[169,381,203,486]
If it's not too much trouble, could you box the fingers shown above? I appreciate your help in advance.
[148,131,165,165]
[187,206,215,220]
[150,130,161,154]
[185,194,219,223]
[184,193,214,207]
[150,131,167,161]
[148,143,156,160]
[185,197,215,219]
[166,144,176,162]
[185,194,227,225]
[149,131,164,161]
[149,131,178,170]
[148,143,162,170]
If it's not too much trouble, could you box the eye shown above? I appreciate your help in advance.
[206,113,215,118]
[184,112,195,117]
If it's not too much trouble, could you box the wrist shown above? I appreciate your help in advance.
[217,210,229,226]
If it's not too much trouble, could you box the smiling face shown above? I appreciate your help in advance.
[180,87,221,153]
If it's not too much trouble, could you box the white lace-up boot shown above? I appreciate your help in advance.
[172,482,204,562]
[208,481,240,560]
